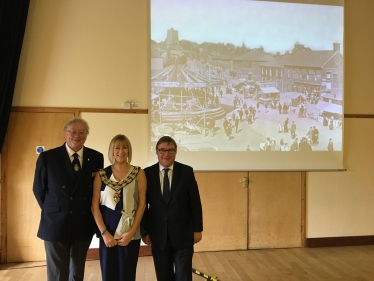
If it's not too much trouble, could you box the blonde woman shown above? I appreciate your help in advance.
[91,134,146,281]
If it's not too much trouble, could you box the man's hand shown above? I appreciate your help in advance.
[194,232,202,244]
[142,234,151,246]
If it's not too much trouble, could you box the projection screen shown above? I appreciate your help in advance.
[149,0,344,171]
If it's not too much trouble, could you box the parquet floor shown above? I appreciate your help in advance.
[0,245,373,280]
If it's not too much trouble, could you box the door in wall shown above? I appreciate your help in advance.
[3,112,74,262]
[248,172,303,248]
[194,171,249,252]
[194,171,303,252]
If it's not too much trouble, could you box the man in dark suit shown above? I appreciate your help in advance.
[141,136,203,281]
[33,117,104,281]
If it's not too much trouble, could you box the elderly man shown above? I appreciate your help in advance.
[33,117,103,281]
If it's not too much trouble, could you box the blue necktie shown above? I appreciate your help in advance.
[163,168,170,201]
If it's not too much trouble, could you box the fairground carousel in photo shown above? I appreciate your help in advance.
[150,63,226,140]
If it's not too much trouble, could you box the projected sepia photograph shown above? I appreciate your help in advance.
[149,0,344,171]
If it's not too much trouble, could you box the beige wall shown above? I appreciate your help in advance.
[12,0,374,238]
[306,0,374,237]
[343,0,374,114]
[14,0,149,109]
[307,118,374,237]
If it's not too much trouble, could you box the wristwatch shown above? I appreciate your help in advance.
[100,228,107,236]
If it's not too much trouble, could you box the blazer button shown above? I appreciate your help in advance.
[70,197,73,200]
[70,211,73,214]
[62,186,66,189]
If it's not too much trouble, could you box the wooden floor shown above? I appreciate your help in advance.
[0,245,373,280]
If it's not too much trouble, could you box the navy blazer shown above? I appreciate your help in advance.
[33,144,103,244]
[143,161,203,250]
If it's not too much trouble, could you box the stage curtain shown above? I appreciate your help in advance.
[0,0,30,149]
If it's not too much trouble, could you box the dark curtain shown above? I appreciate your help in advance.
[0,0,30,150]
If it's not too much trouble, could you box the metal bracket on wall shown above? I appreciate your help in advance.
[239,177,248,188]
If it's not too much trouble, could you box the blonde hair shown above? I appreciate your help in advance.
[108,134,132,164]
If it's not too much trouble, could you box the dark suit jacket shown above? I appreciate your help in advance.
[33,144,103,244]
[143,161,203,250]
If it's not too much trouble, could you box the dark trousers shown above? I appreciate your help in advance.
[99,238,141,281]
[44,237,92,281]
[152,237,193,281]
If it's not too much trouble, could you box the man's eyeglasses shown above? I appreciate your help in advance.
[65,130,87,137]
[158,149,176,155]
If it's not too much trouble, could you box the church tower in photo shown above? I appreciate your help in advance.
[165,28,179,45]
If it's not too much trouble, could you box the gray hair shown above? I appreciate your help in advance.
[63,117,90,135]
